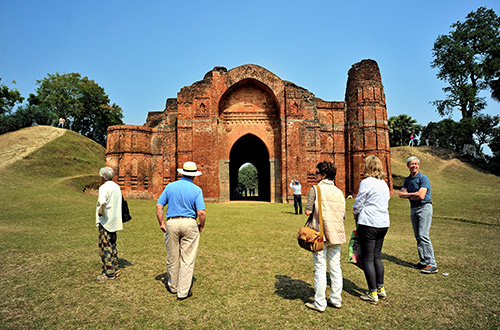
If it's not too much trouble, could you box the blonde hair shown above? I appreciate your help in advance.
[364,155,386,180]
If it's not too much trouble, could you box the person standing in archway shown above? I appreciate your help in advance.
[289,179,302,214]
[304,161,346,312]
[156,161,206,300]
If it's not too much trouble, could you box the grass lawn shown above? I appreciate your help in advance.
[0,131,499,329]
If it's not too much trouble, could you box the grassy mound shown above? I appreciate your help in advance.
[13,128,105,178]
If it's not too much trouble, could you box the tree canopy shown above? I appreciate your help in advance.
[238,163,258,192]
[32,73,124,146]
[431,7,500,120]
[0,78,24,116]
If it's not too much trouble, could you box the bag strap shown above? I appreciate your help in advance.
[316,185,324,240]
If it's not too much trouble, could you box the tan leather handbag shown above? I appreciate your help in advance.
[296,185,324,252]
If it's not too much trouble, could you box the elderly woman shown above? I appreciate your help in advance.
[96,166,123,280]
[353,156,390,305]
[304,161,346,312]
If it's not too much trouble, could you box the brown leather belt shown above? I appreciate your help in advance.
[167,217,195,220]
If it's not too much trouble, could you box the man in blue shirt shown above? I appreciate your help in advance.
[156,161,206,300]
[399,156,438,274]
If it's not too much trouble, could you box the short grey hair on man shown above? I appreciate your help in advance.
[99,167,115,181]
[406,156,420,165]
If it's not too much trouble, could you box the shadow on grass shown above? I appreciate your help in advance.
[118,258,133,268]
[281,210,304,215]
[275,274,367,301]
[274,275,314,303]
[155,272,197,293]
[381,253,415,268]
[342,278,365,297]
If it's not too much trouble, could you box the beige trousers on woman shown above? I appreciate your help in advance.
[164,218,200,298]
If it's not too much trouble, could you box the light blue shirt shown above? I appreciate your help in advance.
[290,181,302,195]
[353,177,390,228]
[157,177,205,219]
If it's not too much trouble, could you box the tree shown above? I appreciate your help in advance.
[238,163,258,194]
[0,78,24,117]
[431,7,500,124]
[388,114,421,147]
[420,119,472,152]
[0,104,56,135]
[468,114,500,155]
[33,73,124,146]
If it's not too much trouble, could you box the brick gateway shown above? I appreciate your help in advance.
[106,59,392,202]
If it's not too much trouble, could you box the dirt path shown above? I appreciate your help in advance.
[0,125,66,170]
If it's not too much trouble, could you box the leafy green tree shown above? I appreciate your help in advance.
[33,73,124,146]
[0,78,24,116]
[431,7,500,124]
[388,114,421,147]
[420,119,470,152]
[0,104,56,135]
[238,163,258,193]
[420,116,499,156]
[468,114,500,155]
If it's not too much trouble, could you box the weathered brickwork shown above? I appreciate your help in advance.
[106,59,392,202]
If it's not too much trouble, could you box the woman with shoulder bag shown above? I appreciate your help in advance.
[353,155,391,305]
[304,161,346,313]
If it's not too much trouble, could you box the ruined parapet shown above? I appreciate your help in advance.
[345,59,392,195]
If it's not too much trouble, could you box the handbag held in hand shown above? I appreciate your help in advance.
[296,185,324,252]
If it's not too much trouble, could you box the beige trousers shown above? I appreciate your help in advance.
[164,218,200,298]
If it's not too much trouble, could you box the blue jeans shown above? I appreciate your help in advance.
[410,203,437,267]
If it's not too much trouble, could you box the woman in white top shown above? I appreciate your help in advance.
[352,156,390,305]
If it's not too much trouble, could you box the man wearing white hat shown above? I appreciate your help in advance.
[156,161,206,300]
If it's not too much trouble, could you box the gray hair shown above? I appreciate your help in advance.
[99,167,115,181]
[406,156,420,165]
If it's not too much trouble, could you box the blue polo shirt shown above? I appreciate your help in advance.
[157,177,205,218]
[403,171,432,208]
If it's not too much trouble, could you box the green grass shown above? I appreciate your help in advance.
[1,132,500,329]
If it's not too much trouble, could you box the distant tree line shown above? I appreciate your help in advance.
[0,73,124,146]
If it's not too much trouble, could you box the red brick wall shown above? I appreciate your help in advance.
[106,61,392,202]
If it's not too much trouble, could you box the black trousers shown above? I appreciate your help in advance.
[357,224,388,291]
[293,195,302,214]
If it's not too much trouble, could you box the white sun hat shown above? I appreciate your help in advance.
[177,161,202,177]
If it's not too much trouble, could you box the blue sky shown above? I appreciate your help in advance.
[1,0,499,127]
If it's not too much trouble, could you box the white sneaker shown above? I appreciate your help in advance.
[378,290,387,300]
[360,293,379,305]
[305,302,325,313]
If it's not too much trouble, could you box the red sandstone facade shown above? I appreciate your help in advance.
[106,59,392,202]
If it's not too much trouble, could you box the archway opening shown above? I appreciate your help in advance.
[229,134,270,201]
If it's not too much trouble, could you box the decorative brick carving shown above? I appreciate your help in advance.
[106,60,392,201]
